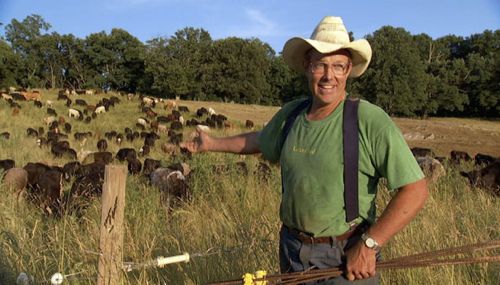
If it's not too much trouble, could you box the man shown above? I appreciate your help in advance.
[181,16,428,284]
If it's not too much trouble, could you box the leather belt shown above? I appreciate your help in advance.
[283,224,358,244]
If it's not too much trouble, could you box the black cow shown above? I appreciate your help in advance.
[93,152,113,165]
[460,160,500,196]
[0,159,15,173]
[411,147,435,158]
[451,150,472,164]
[47,108,57,116]
[116,148,137,162]
[143,158,161,176]
[474,153,496,166]
[64,122,72,133]
[34,101,42,108]
[1,132,11,139]
[97,139,108,152]
[178,106,190,113]
[127,158,142,175]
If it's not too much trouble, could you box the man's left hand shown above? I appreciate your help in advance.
[344,240,377,280]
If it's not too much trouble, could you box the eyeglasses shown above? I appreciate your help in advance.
[309,61,351,76]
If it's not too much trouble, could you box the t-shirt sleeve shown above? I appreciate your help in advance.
[258,99,307,163]
[371,120,425,190]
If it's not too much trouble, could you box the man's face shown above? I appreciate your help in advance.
[304,49,352,107]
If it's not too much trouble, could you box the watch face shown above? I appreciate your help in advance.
[366,238,375,248]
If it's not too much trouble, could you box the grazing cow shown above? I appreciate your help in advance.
[0,159,16,173]
[451,150,472,164]
[178,106,189,113]
[157,116,171,123]
[105,131,117,140]
[70,162,105,199]
[64,122,72,133]
[97,139,108,152]
[116,148,137,162]
[74,131,92,141]
[62,161,81,181]
[35,169,64,215]
[208,107,216,116]
[196,107,208,117]
[171,121,183,131]
[150,168,190,207]
[168,132,183,145]
[34,100,43,108]
[137,117,149,129]
[3,167,28,192]
[460,160,500,196]
[23,162,51,189]
[21,91,41,101]
[0,132,10,139]
[416,156,446,185]
[139,144,150,157]
[142,97,154,106]
[66,99,72,107]
[197,125,210,132]
[76,99,88,107]
[474,153,496,166]
[57,93,69,101]
[164,100,177,110]
[144,133,158,148]
[116,133,124,145]
[143,158,161,176]
[95,105,106,114]
[127,158,142,175]
[68,108,82,119]
[47,108,57,116]
[411,147,435,158]
[93,151,113,165]
[245,120,255,129]
[26,128,38,137]
[46,100,53,108]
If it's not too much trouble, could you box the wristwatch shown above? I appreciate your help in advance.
[361,233,381,251]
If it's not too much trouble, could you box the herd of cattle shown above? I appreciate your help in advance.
[0,88,498,219]
[0,88,261,217]
[410,147,500,196]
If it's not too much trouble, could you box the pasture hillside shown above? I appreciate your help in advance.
[0,90,499,284]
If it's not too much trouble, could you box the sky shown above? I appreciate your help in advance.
[0,0,499,53]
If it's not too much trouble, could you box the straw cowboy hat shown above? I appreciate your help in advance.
[282,16,372,78]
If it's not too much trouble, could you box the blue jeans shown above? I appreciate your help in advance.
[279,225,380,285]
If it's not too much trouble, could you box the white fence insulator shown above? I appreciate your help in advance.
[157,253,190,268]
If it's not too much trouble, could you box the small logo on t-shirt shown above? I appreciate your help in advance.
[292,145,317,155]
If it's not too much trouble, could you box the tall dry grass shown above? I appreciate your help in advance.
[0,90,498,284]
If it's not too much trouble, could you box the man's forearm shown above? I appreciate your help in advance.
[366,178,428,246]
[208,131,261,154]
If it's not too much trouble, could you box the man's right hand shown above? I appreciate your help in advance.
[180,125,212,153]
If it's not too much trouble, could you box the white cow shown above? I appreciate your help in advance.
[68,108,81,119]
[95,106,106,114]
[208,107,216,116]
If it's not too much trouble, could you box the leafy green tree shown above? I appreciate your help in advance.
[145,27,212,99]
[362,26,429,116]
[0,39,20,88]
[4,14,51,87]
[85,29,145,92]
[203,37,273,104]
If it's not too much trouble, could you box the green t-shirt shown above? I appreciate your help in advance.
[258,97,424,237]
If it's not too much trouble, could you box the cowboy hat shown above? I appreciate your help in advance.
[282,16,372,78]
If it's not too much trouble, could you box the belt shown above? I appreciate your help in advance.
[283,224,358,244]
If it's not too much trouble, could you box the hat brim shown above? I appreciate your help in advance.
[282,37,372,78]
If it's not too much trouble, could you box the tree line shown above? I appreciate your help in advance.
[0,14,498,117]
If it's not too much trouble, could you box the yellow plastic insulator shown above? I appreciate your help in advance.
[242,273,255,285]
[254,270,267,285]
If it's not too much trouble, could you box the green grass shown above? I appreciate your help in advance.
[0,90,499,284]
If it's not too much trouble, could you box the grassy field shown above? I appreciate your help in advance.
[0,90,499,284]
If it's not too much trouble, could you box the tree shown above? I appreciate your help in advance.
[145,27,212,99]
[0,39,20,88]
[85,29,145,92]
[362,26,429,116]
[203,37,273,104]
[4,14,51,87]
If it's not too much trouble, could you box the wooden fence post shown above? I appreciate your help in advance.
[97,165,128,285]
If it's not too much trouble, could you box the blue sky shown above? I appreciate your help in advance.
[1,0,499,53]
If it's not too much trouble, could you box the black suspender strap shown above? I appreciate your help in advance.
[343,98,360,224]
[279,97,360,224]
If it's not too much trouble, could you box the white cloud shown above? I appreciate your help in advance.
[229,8,279,38]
